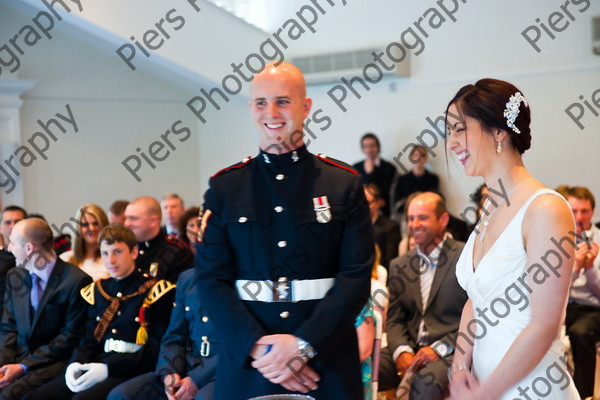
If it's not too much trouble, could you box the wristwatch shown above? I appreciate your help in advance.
[433,342,453,358]
[297,337,317,360]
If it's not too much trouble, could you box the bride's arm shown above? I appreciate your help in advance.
[475,194,575,399]
[448,299,477,397]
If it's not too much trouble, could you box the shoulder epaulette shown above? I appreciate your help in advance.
[81,282,95,305]
[146,280,176,305]
[212,156,252,178]
[316,154,359,176]
[165,234,185,248]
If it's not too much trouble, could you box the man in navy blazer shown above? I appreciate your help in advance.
[0,218,91,400]
[108,268,219,400]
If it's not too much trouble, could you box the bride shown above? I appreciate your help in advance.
[445,79,580,399]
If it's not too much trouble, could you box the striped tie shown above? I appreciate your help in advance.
[417,256,434,346]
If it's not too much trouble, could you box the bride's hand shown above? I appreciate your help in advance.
[449,370,481,400]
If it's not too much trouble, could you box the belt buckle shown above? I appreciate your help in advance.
[273,277,292,302]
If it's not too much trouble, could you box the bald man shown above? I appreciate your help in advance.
[125,197,192,283]
[195,62,374,399]
[380,192,467,399]
[0,218,90,399]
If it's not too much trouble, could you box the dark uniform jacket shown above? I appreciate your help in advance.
[0,249,16,321]
[135,232,192,283]
[72,270,175,378]
[154,269,219,390]
[195,146,374,400]
[0,259,91,370]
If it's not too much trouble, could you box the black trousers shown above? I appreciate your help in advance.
[22,373,129,400]
[566,302,600,399]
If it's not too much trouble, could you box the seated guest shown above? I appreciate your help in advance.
[107,268,219,400]
[161,194,185,236]
[466,184,489,236]
[0,218,91,400]
[364,184,400,271]
[177,207,200,253]
[562,186,600,398]
[25,213,72,256]
[0,206,27,320]
[397,192,420,257]
[61,204,110,281]
[379,192,467,399]
[108,200,129,226]
[125,197,192,283]
[1,206,27,251]
[355,300,374,400]
[353,133,398,216]
[24,225,176,400]
[392,145,439,217]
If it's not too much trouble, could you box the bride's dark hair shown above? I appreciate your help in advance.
[446,78,532,154]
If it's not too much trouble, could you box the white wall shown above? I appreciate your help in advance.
[0,4,202,228]
[1,0,599,227]
[200,0,600,220]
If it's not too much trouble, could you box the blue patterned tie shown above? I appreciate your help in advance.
[30,274,43,312]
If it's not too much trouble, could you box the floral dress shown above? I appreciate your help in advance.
[355,298,374,399]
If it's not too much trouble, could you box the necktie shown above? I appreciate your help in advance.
[30,274,43,312]
[417,256,434,346]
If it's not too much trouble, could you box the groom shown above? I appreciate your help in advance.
[379,192,468,399]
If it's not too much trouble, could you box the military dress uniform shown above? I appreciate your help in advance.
[195,145,375,400]
[107,268,219,400]
[23,269,176,400]
[136,232,193,283]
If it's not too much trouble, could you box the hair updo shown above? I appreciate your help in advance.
[446,78,532,154]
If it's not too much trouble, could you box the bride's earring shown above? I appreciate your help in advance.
[496,140,502,154]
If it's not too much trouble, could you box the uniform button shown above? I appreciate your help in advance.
[117,311,122,316]
[116,292,123,298]
[173,302,177,308]
[277,241,287,248]
[280,311,289,319]
[135,317,139,322]
[238,217,248,223]
[202,316,209,322]
[274,206,284,213]
[111,328,117,334]
[96,316,100,322]
[139,250,145,255]
[185,306,190,311]
[276,174,285,180]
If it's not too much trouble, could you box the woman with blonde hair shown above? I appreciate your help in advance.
[60,203,109,281]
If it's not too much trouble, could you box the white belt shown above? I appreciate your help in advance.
[236,277,335,302]
[104,338,142,353]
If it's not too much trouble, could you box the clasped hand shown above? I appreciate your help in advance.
[250,334,320,393]
[65,362,108,393]
[449,369,484,400]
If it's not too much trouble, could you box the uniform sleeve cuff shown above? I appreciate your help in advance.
[392,345,414,362]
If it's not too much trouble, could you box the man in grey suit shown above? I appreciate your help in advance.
[379,192,468,399]
[0,218,91,400]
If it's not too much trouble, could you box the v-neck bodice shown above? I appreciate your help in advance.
[454,188,580,399]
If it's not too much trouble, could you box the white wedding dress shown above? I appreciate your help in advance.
[455,189,581,400]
